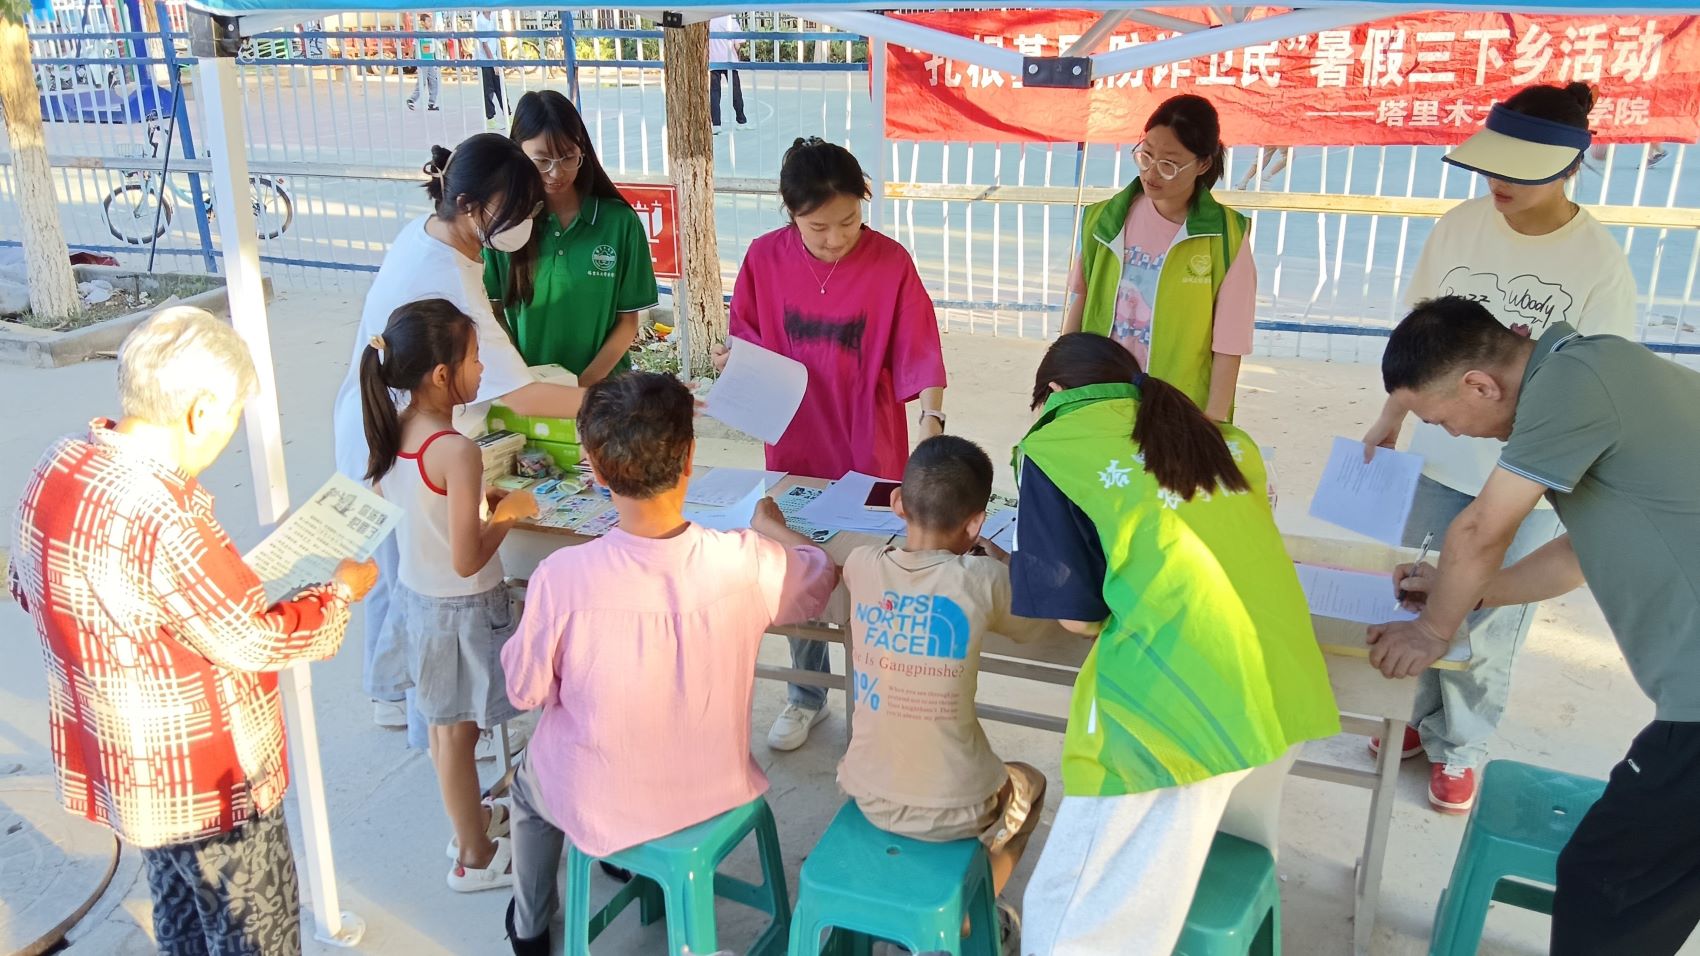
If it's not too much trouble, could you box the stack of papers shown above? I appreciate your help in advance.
[799,471,907,536]
[476,430,527,484]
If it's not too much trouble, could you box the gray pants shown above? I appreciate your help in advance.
[509,751,567,941]
[408,66,441,107]
[1403,475,1562,769]
[140,807,301,956]
[788,636,831,710]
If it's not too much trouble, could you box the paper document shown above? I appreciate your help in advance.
[685,484,768,532]
[799,471,907,536]
[775,486,837,544]
[1294,562,1418,626]
[245,474,403,605]
[686,468,786,507]
[982,508,1018,554]
[703,339,808,444]
[1308,437,1424,545]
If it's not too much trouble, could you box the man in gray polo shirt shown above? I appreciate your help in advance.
[1365,294,1700,955]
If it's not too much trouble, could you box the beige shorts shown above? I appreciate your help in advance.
[856,762,1047,852]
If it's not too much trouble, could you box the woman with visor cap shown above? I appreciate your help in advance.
[1360,83,1637,816]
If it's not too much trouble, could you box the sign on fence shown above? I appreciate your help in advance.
[885,9,1700,146]
[618,184,681,280]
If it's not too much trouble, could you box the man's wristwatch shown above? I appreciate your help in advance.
[919,408,947,430]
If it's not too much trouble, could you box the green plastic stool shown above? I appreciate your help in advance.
[788,801,999,956]
[562,795,790,956]
[1173,832,1281,956]
[1429,760,1606,956]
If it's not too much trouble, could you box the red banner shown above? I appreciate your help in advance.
[885,9,1700,146]
[617,184,681,280]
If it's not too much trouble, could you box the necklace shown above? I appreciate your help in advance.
[806,254,842,295]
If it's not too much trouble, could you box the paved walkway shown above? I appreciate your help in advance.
[0,285,1691,954]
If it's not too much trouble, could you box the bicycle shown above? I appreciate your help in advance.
[102,113,295,245]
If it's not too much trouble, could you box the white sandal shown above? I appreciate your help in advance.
[445,797,511,860]
[447,835,513,893]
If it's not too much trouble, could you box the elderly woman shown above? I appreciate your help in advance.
[8,307,377,956]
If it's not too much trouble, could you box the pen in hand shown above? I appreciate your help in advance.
[1398,531,1435,605]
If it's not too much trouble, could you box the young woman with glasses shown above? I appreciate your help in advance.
[1063,94,1255,423]
[485,90,659,385]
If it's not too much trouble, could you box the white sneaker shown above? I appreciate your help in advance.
[373,700,407,729]
[767,704,826,751]
[475,714,535,762]
[447,835,514,893]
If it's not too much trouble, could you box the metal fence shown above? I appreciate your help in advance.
[4,4,1699,359]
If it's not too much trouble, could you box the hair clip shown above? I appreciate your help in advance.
[369,334,387,352]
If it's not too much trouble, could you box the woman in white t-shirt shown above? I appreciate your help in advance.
[1361,82,1636,816]
[331,133,584,732]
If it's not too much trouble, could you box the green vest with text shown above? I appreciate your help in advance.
[1077,181,1249,415]
[1017,383,1338,796]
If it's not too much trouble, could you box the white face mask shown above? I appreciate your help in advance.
[480,216,534,253]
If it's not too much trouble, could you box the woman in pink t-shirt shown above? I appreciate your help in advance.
[1063,95,1257,423]
[712,137,947,751]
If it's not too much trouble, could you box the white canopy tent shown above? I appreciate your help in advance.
[171,0,1694,947]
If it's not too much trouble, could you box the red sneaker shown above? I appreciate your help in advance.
[1367,726,1423,760]
[1429,763,1478,815]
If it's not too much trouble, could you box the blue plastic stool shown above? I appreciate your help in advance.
[1428,760,1607,956]
[788,801,999,956]
[563,795,791,956]
[1173,832,1281,956]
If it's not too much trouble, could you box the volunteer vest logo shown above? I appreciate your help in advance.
[590,244,617,278]
[783,308,867,350]
[1437,266,1576,337]
[1183,252,1212,285]
[855,592,972,660]
[1098,458,1134,489]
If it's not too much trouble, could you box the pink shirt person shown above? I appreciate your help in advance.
[730,225,947,481]
[501,524,835,856]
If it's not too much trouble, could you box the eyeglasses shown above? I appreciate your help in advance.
[532,152,584,175]
[1132,143,1197,181]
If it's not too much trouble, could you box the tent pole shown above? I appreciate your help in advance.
[196,47,364,949]
[869,37,887,234]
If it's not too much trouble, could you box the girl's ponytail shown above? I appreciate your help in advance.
[1031,333,1249,501]
[360,336,403,483]
[359,298,479,484]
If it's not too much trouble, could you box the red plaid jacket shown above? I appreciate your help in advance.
[8,422,351,848]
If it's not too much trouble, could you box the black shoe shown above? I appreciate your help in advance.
[599,861,633,883]
[427,104,440,112]
[505,898,550,956]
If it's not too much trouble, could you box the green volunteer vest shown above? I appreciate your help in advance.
[1017,383,1339,797]
[1077,181,1249,416]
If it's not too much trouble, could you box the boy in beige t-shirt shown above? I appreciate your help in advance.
[838,436,1054,930]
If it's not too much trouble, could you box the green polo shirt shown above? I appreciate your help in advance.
[484,196,659,376]
[1499,322,1700,721]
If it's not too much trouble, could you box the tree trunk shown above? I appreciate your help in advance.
[662,21,720,377]
[0,19,81,321]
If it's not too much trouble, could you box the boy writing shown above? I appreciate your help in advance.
[837,435,1053,945]
[499,372,837,955]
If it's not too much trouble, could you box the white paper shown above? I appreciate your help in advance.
[686,468,786,507]
[799,471,906,536]
[1307,437,1425,546]
[776,486,838,544]
[1294,562,1418,626]
[685,484,767,532]
[703,339,808,444]
[245,474,403,606]
[983,508,1018,553]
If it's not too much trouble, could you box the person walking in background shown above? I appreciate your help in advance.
[1360,82,1637,816]
[407,12,442,112]
[474,10,507,131]
[709,14,748,132]
[1235,145,1291,190]
[9,307,379,956]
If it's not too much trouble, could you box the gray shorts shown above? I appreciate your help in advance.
[376,581,522,729]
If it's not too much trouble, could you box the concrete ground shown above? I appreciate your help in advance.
[0,285,1691,955]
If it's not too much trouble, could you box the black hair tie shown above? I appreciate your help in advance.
[1134,371,1148,390]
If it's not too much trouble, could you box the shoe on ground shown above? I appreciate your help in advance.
[475,714,535,762]
[767,703,826,751]
[599,861,633,883]
[1429,763,1478,815]
[996,899,1021,956]
[373,700,407,729]
[406,100,417,111]
[1367,725,1423,760]
[505,898,550,956]
[447,835,514,892]
[445,796,511,860]
[427,104,441,112]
